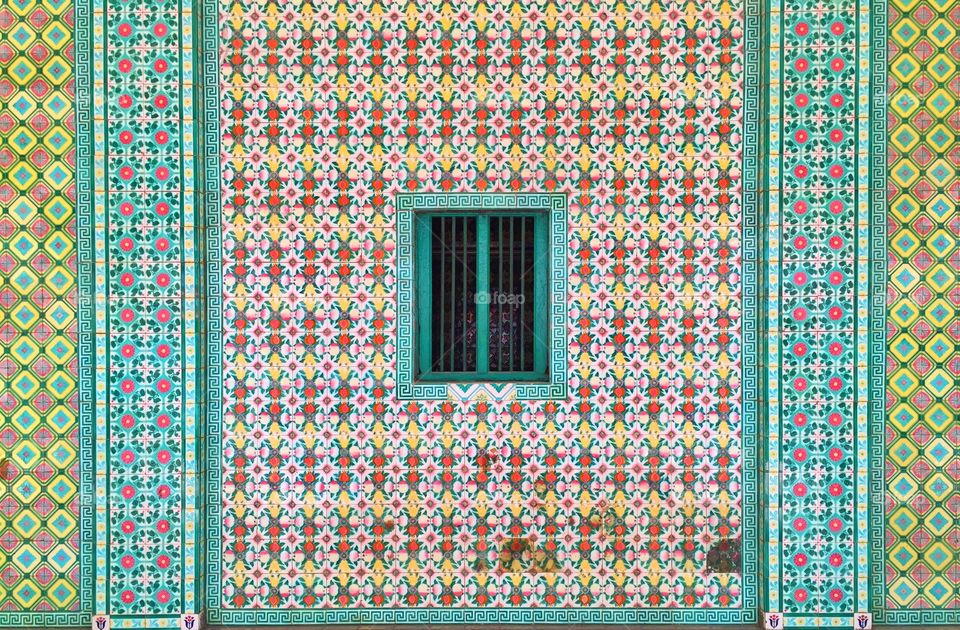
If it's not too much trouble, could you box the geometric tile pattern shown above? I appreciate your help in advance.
[213,0,753,621]
[0,0,80,613]
[885,0,960,612]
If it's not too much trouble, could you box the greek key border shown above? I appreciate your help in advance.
[867,0,889,619]
[198,0,223,614]
[863,0,888,617]
[742,0,763,616]
[395,192,568,402]
[212,608,756,625]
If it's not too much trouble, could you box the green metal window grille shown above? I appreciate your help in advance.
[415,210,549,382]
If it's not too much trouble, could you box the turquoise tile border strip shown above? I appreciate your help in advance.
[198,0,223,615]
[88,0,109,614]
[751,0,771,612]
[75,0,97,612]
[181,0,202,613]
[780,616,863,627]
[395,192,568,402]
[763,0,782,612]
[72,0,201,620]
[101,616,181,629]
[864,0,889,620]
[880,610,960,626]
[765,0,887,621]
[195,0,221,613]
[862,0,888,616]
[742,0,764,616]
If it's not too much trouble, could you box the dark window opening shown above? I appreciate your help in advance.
[416,211,547,382]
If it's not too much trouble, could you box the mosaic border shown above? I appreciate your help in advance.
[195,0,221,613]
[75,0,98,609]
[863,0,888,615]
[765,0,888,620]
[72,0,200,619]
[742,0,763,616]
[867,0,893,613]
[198,0,224,613]
[99,616,181,629]
[395,192,568,402]
[879,610,960,626]
[182,0,202,613]
[763,0,781,611]
[210,608,756,625]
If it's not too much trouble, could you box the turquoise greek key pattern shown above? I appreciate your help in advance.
[395,193,568,401]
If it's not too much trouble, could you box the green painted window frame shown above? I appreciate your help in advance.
[395,193,567,401]
[414,210,549,383]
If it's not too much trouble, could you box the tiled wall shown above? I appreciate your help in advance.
[765,0,883,620]
[5,0,955,627]
[212,0,754,622]
[78,0,202,623]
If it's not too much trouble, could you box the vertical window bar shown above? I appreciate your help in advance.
[437,218,445,372]
[497,217,504,371]
[477,217,489,373]
[520,217,525,371]
[533,214,547,375]
[507,217,517,372]
[449,217,456,371]
[416,216,432,375]
[462,215,467,369]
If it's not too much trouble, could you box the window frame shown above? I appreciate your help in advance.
[414,210,549,383]
[396,193,567,401]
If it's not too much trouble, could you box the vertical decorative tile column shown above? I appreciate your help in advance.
[0,0,94,623]
[86,0,198,622]
[877,0,959,622]
[765,0,884,623]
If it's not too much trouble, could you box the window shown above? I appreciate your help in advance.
[396,193,567,400]
[415,212,548,381]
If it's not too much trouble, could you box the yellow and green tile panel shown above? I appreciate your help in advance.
[0,0,79,613]
[886,0,960,613]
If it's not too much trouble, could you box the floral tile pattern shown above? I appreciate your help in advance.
[216,0,752,615]
[767,0,887,623]
[80,0,201,618]
[778,5,860,615]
